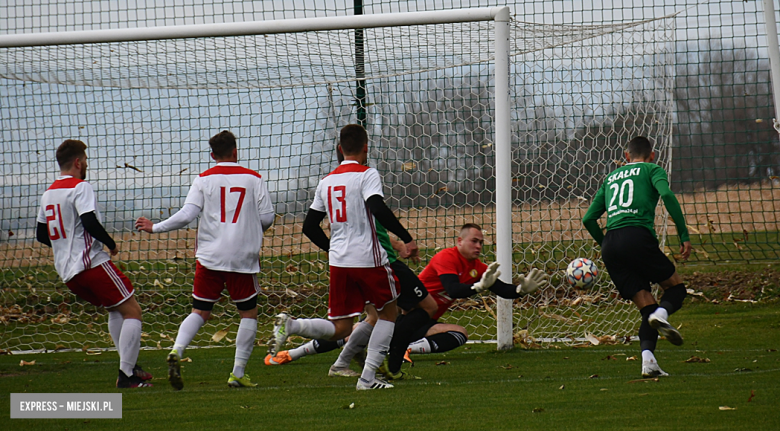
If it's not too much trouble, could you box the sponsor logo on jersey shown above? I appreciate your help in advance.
[607,167,641,184]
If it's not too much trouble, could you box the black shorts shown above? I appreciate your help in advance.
[601,226,676,300]
[391,260,430,312]
[409,319,438,342]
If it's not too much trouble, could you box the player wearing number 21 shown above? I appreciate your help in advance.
[37,140,152,388]
[582,136,692,378]
[136,131,275,389]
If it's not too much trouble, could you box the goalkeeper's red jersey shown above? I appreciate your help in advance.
[418,246,487,320]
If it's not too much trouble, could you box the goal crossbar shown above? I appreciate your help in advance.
[0,7,516,349]
[0,7,509,48]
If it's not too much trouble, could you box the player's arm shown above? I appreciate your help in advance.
[80,212,117,252]
[257,177,275,232]
[36,206,51,247]
[390,236,410,259]
[302,208,330,251]
[490,268,548,296]
[439,274,480,299]
[582,185,607,245]
[654,176,692,259]
[135,203,201,233]
[365,195,418,260]
[36,222,52,247]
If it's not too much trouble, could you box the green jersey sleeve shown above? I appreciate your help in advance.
[654,177,690,243]
[582,183,607,245]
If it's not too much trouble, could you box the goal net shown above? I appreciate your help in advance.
[0,9,674,353]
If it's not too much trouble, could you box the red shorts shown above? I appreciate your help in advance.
[328,264,399,319]
[193,260,259,303]
[66,261,134,308]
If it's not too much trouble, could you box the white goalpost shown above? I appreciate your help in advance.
[0,7,675,353]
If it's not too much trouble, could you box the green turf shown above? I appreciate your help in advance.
[1,301,778,430]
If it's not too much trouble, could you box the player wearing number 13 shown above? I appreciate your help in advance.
[271,124,420,390]
[582,136,692,378]
[135,131,275,390]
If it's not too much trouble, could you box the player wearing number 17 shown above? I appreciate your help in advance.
[582,136,692,378]
[136,131,275,390]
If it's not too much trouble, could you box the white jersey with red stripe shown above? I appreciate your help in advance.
[36,176,111,283]
[185,162,274,274]
[311,160,388,268]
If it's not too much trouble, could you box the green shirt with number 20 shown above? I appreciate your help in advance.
[582,162,690,245]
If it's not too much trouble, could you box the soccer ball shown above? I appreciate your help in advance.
[566,258,599,289]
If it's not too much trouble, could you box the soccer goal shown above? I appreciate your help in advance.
[0,7,675,353]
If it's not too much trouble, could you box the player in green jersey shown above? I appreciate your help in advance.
[582,136,692,378]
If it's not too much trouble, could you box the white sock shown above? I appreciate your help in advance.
[289,340,317,360]
[651,307,669,321]
[360,319,394,382]
[173,313,206,358]
[332,321,374,369]
[408,338,432,354]
[642,350,656,363]
[288,318,335,340]
[107,311,123,348]
[118,318,142,377]
[232,318,257,379]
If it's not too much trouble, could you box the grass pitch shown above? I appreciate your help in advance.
[1,301,779,430]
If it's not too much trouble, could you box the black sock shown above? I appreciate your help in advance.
[639,304,659,353]
[659,284,687,315]
[388,308,431,373]
[313,338,344,354]
[426,331,468,353]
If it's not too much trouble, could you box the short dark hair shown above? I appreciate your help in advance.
[627,136,652,159]
[56,139,87,169]
[339,124,368,155]
[460,223,482,236]
[209,130,237,159]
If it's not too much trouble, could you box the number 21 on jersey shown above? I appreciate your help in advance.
[327,185,347,223]
[45,204,67,240]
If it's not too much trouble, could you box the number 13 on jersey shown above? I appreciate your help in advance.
[327,185,347,223]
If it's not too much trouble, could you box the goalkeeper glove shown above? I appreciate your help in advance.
[515,268,549,295]
[471,262,501,293]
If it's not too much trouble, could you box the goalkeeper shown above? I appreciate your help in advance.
[381,223,548,379]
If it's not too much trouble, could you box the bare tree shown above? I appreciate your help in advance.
[672,39,779,191]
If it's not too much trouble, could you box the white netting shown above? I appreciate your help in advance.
[0,12,674,352]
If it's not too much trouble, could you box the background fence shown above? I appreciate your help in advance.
[1,1,778,353]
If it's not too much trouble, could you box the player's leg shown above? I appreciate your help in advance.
[356,265,400,390]
[330,306,378,376]
[272,315,349,355]
[649,272,687,345]
[70,262,151,388]
[110,295,146,386]
[386,260,435,374]
[271,266,362,354]
[226,273,261,387]
[407,322,468,355]
[167,261,220,390]
[631,290,668,377]
[266,338,346,365]
[603,227,674,377]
